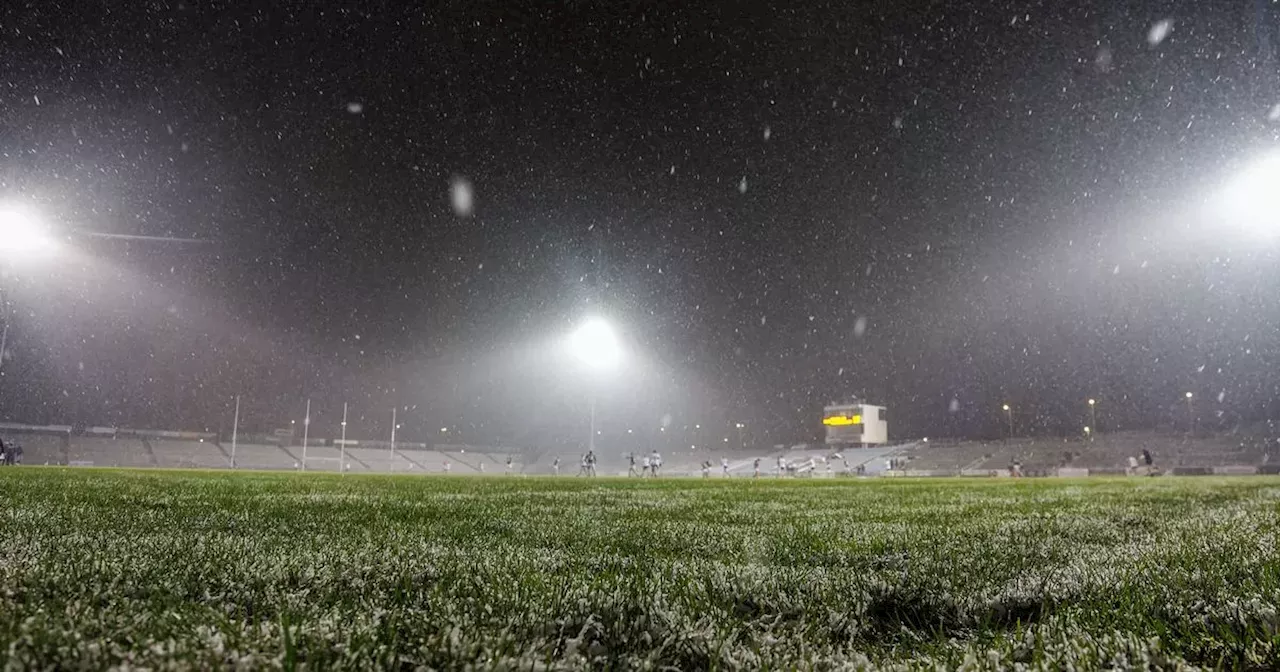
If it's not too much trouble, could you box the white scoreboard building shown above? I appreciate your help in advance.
[823,401,888,446]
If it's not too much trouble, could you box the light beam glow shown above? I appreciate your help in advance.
[569,317,622,370]
[1214,152,1280,240]
[0,205,56,256]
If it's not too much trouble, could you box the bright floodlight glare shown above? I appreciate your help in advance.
[569,317,621,370]
[0,205,56,255]
[1185,391,1193,399]
[1216,152,1280,239]
[1001,404,1010,411]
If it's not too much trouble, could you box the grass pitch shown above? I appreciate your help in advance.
[0,469,1277,670]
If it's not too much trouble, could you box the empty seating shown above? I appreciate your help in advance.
[4,433,67,465]
[67,437,153,468]
[150,440,229,469]
[228,444,297,470]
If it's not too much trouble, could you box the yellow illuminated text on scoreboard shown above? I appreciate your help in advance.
[822,414,862,426]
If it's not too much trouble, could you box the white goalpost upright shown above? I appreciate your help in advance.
[389,407,397,473]
[339,402,348,475]
[301,398,311,472]
[230,395,240,469]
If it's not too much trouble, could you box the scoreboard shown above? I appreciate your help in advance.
[822,402,888,446]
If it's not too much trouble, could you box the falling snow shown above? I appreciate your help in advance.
[1147,19,1173,47]
[450,176,474,217]
[0,1,1275,449]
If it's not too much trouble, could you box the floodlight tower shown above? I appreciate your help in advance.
[569,317,621,453]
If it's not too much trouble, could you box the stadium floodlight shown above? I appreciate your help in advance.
[1185,391,1193,399]
[0,204,56,256]
[569,317,621,370]
[1214,151,1280,239]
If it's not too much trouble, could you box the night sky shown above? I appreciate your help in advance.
[2,1,1279,450]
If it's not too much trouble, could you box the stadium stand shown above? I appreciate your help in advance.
[900,441,997,473]
[149,439,229,469]
[3,419,1276,478]
[344,447,430,473]
[440,450,491,474]
[398,449,453,472]
[5,432,68,465]
[294,445,345,472]
[521,451,581,475]
[68,436,154,468]
[228,443,298,470]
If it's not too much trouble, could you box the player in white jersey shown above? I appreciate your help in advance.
[650,450,662,476]
[721,457,730,477]
[641,455,651,476]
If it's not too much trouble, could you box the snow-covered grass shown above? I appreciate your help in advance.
[0,469,1277,669]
